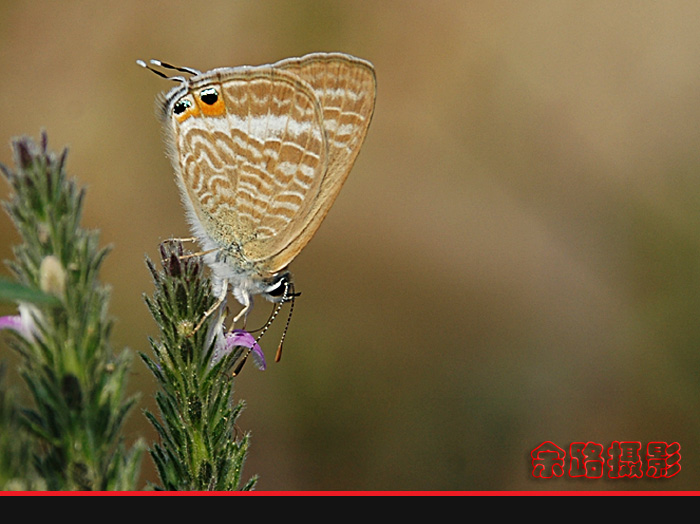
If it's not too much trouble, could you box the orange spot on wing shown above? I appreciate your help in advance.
[175,103,200,123]
[197,86,227,117]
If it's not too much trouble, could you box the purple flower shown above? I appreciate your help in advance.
[0,304,40,342]
[212,329,266,371]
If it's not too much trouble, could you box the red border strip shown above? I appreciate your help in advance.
[0,491,698,496]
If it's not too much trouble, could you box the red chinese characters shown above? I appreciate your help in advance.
[531,441,681,479]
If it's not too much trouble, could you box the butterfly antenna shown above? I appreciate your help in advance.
[136,59,201,81]
[232,287,286,376]
[231,281,298,376]
[275,282,297,363]
[255,282,290,344]
[248,301,280,336]
[149,59,201,76]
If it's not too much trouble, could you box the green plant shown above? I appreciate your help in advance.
[0,133,142,490]
[142,240,257,490]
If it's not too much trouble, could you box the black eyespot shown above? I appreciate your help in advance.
[265,278,287,298]
[200,87,219,105]
[264,272,292,299]
[173,98,191,115]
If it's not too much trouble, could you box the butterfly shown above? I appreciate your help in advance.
[140,52,376,364]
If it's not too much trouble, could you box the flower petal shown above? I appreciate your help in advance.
[0,315,23,333]
[214,329,266,371]
[0,304,39,342]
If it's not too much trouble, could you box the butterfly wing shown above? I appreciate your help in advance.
[264,53,377,272]
[165,53,375,277]
[167,67,329,273]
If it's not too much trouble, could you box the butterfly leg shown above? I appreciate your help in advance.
[189,278,228,336]
[161,238,221,261]
[232,293,251,328]
[163,236,198,243]
[177,247,219,261]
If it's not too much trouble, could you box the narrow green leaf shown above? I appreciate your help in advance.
[0,277,60,305]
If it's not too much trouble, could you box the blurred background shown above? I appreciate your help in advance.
[1,1,700,491]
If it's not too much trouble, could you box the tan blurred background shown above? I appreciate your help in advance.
[2,0,700,491]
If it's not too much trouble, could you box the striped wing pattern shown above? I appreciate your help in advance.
[170,53,376,275]
[270,53,377,270]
